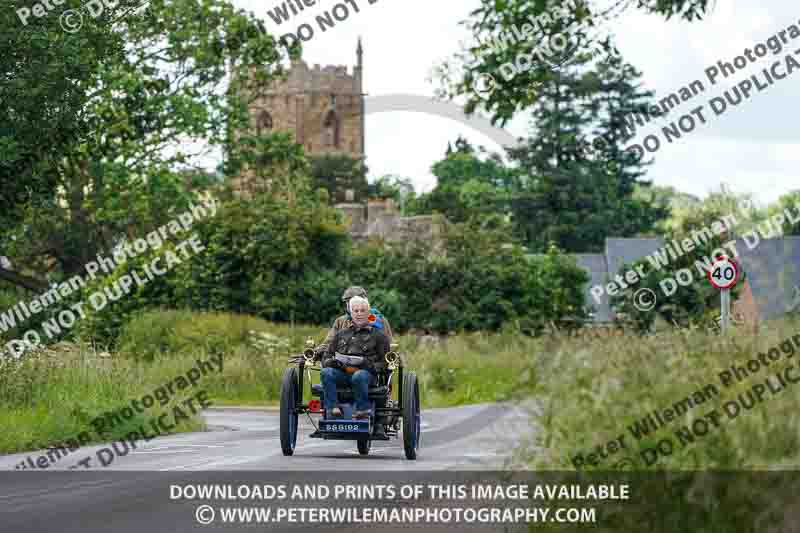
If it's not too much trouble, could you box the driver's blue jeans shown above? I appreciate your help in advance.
[320,367,376,411]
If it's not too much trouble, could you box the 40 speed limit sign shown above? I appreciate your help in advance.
[707,256,740,289]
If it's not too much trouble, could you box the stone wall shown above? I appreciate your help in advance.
[335,198,446,246]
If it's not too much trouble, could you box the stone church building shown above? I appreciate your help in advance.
[246,40,366,161]
[234,39,445,244]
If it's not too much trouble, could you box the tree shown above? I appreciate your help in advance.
[436,0,713,124]
[635,0,711,20]
[74,188,350,343]
[767,190,800,235]
[505,51,668,252]
[227,131,312,203]
[305,153,369,204]
[445,135,476,156]
[367,174,415,212]
[610,194,746,333]
[342,219,588,332]
[635,184,700,232]
[2,0,293,288]
[411,140,521,224]
[0,1,129,292]
[658,184,766,238]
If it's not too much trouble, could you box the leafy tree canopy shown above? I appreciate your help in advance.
[2,0,294,289]
[306,153,369,204]
[435,0,713,125]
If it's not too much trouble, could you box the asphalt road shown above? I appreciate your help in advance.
[1,401,537,471]
[0,402,538,533]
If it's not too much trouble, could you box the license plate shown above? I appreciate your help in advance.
[320,420,370,433]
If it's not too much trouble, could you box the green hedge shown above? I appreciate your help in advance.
[59,192,589,347]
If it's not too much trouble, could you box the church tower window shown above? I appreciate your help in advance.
[256,111,273,134]
[323,109,340,149]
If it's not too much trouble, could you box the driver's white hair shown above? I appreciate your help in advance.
[348,295,370,313]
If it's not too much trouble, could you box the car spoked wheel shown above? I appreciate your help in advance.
[280,367,299,456]
[402,371,420,460]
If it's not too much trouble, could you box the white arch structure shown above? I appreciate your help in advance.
[363,93,521,151]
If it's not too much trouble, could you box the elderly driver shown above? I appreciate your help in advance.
[320,295,390,420]
[315,286,393,357]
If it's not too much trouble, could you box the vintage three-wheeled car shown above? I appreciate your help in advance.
[280,340,421,460]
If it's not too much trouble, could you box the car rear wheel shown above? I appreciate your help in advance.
[280,367,299,456]
[402,372,420,460]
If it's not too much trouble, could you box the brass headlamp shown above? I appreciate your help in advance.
[385,351,399,370]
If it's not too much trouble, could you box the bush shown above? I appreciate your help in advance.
[0,284,75,347]
[71,241,184,346]
[344,224,589,333]
[115,309,319,360]
[172,192,349,324]
[71,191,348,346]
[0,287,26,342]
[115,309,254,362]
[68,193,589,348]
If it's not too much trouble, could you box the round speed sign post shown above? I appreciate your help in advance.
[707,256,741,332]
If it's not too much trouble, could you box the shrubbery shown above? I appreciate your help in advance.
[64,192,347,346]
[523,317,800,531]
[338,221,590,333]
[16,188,589,348]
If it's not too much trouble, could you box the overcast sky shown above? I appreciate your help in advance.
[229,0,800,205]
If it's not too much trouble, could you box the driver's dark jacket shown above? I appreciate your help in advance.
[322,324,390,376]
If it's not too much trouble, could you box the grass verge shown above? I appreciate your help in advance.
[521,316,800,470]
[0,309,536,455]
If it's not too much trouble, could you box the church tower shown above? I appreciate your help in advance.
[252,40,365,156]
[232,40,366,197]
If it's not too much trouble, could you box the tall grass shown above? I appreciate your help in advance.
[406,330,538,407]
[0,309,536,454]
[0,346,208,454]
[518,318,800,533]
[522,316,800,470]
[516,318,800,533]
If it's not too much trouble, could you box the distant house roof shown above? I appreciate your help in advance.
[605,237,665,276]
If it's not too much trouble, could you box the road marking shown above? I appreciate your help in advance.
[139,444,225,451]
[159,459,223,471]
[0,480,117,501]
[134,450,200,454]
[461,452,500,458]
